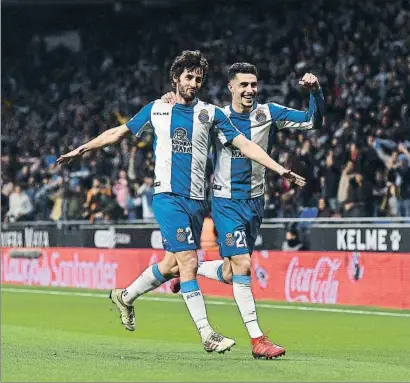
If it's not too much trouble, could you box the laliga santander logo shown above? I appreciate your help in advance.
[285,256,341,304]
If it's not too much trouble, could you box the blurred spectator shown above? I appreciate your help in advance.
[49,177,65,221]
[372,170,388,216]
[83,178,114,221]
[396,144,410,216]
[380,181,399,217]
[25,176,38,204]
[126,182,143,220]
[4,184,34,222]
[337,161,355,208]
[342,174,373,217]
[113,170,130,209]
[281,224,306,251]
[317,198,332,218]
[15,165,30,184]
[138,177,154,219]
[322,151,340,212]
[66,184,86,220]
[127,146,145,182]
[34,176,57,220]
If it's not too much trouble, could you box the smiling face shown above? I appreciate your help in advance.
[228,72,258,112]
[174,67,204,103]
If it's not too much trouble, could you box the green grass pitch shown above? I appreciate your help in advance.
[1,285,410,382]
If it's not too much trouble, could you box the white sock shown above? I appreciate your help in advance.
[198,260,226,282]
[181,279,212,340]
[232,275,264,339]
[123,264,167,305]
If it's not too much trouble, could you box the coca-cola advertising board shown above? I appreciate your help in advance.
[249,251,410,309]
[1,248,409,309]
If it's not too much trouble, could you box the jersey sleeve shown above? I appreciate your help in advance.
[125,101,154,137]
[213,107,242,146]
[268,88,324,130]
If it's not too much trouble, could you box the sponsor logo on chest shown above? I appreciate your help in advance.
[172,128,192,154]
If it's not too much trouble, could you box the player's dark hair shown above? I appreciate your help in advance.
[228,62,258,81]
[169,50,209,90]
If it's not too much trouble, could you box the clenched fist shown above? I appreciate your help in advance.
[299,73,320,91]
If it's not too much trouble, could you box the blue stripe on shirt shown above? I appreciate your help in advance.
[170,106,193,196]
[230,115,252,198]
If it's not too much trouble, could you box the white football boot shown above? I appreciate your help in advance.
[109,288,135,331]
[202,331,236,353]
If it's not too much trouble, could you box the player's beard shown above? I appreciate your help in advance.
[177,83,197,102]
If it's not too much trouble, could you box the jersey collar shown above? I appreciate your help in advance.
[173,98,199,109]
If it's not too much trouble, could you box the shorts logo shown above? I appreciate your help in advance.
[198,109,209,123]
[176,228,187,242]
[225,233,235,247]
[172,128,192,154]
[255,109,267,123]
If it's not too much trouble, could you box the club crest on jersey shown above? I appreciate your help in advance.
[198,109,209,123]
[225,233,235,247]
[172,128,192,154]
[231,147,245,159]
[255,109,267,123]
[176,228,187,242]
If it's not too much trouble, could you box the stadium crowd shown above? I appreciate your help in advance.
[2,0,410,222]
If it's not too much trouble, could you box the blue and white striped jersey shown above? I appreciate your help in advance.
[126,99,241,200]
[213,89,324,199]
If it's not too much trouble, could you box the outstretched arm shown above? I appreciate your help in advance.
[57,125,130,165]
[231,134,306,186]
[57,102,154,165]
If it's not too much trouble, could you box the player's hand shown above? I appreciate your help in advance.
[161,92,177,105]
[56,146,86,165]
[299,73,320,91]
[281,170,306,187]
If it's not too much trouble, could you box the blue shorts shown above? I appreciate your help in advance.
[212,196,264,257]
[152,193,206,252]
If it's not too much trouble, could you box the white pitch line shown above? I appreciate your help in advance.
[2,287,410,318]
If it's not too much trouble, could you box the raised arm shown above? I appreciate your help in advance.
[270,73,324,130]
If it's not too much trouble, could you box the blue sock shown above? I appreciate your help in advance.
[232,274,251,285]
[123,263,169,304]
[152,263,168,283]
[180,279,200,293]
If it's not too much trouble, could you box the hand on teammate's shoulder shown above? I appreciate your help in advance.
[161,92,177,105]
